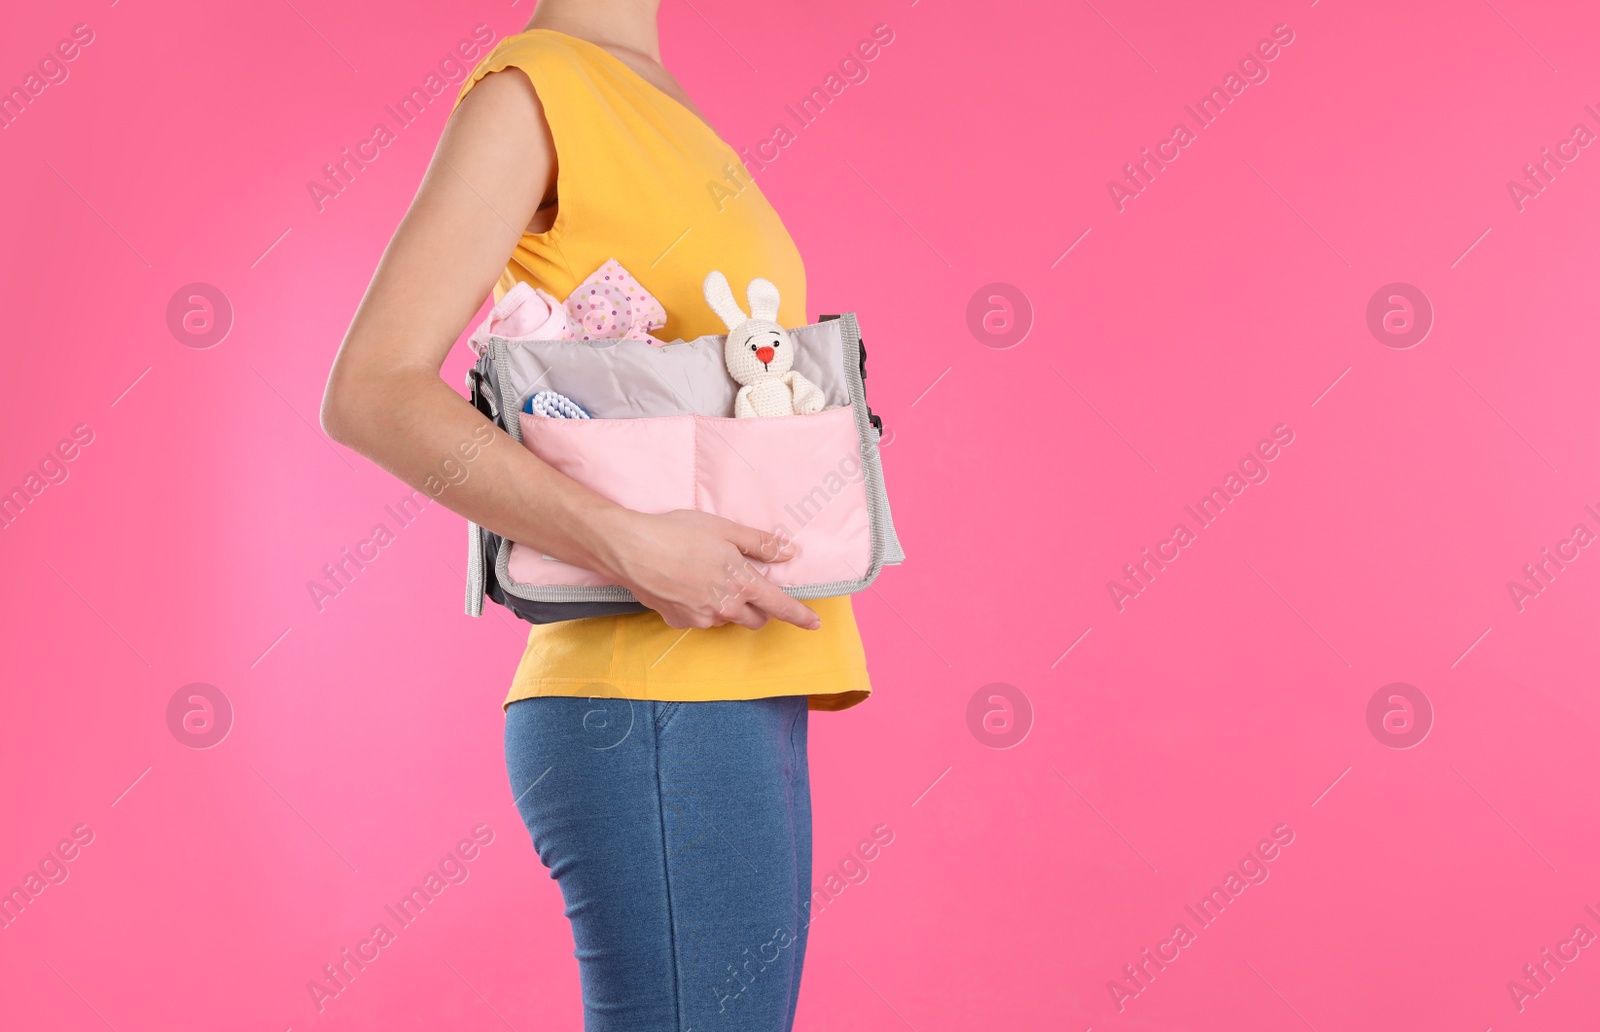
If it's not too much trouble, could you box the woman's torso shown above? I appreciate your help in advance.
[452,29,872,710]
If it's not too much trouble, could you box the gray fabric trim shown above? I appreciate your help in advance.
[491,339,525,445]
[836,312,904,579]
[465,521,486,617]
[473,314,903,608]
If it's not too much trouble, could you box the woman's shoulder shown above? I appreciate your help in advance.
[454,29,595,113]
[475,28,600,76]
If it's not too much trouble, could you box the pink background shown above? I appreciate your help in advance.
[4,0,1600,1028]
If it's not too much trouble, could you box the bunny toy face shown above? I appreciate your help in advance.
[703,271,793,387]
[724,322,794,385]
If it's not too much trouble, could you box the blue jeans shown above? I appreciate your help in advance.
[504,694,813,1031]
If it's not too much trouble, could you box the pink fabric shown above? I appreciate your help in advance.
[507,406,871,589]
[468,258,668,354]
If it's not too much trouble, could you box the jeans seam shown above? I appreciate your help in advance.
[783,702,802,1027]
[650,718,684,1029]
[655,700,682,732]
[789,702,801,780]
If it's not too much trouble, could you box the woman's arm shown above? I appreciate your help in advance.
[320,70,819,632]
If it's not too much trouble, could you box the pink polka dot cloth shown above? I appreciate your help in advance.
[468,258,669,355]
[565,258,669,343]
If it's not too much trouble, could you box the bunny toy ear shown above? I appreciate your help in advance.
[746,278,780,324]
[703,270,749,332]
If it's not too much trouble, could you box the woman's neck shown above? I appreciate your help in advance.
[525,0,663,63]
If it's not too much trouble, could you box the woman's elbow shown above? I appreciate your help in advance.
[320,371,368,448]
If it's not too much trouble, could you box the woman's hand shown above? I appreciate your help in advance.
[595,509,822,631]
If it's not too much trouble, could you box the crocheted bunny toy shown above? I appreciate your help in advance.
[704,271,826,418]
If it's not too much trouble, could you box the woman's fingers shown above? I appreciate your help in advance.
[746,578,821,630]
[721,602,770,631]
[723,519,795,564]
[614,511,818,631]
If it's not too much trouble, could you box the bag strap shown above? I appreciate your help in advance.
[466,366,499,422]
[819,314,883,436]
[462,364,500,618]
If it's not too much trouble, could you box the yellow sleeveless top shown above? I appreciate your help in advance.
[453,29,871,711]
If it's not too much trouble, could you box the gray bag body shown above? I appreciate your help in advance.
[464,312,903,624]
